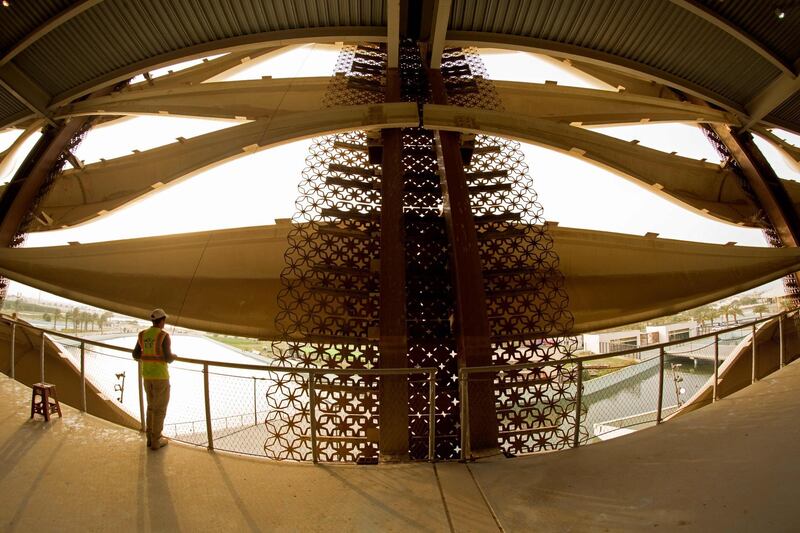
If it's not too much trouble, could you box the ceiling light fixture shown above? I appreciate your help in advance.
[1,1,10,7]
[775,7,786,19]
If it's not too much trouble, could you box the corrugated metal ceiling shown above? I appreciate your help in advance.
[696,0,800,66]
[448,0,781,105]
[14,0,387,97]
[0,0,798,133]
[0,0,71,52]
[0,86,27,120]
[768,91,800,130]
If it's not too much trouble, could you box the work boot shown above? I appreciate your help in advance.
[150,437,169,451]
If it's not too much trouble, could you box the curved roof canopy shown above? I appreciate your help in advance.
[0,0,799,133]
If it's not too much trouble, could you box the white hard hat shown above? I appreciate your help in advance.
[150,308,167,320]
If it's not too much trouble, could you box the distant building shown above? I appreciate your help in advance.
[645,321,698,343]
[583,321,699,354]
[583,330,642,354]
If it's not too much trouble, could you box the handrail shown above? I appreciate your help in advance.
[0,314,436,376]
[457,308,796,459]
[3,307,796,463]
[4,308,795,374]
[459,308,798,375]
[0,313,437,463]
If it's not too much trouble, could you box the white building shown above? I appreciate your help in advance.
[582,330,642,354]
[645,321,698,344]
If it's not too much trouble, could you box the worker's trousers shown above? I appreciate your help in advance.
[144,379,170,444]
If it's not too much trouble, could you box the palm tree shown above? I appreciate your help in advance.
[52,309,62,330]
[729,302,743,323]
[70,307,80,331]
[99,311,113,333]
[753,303,769,318]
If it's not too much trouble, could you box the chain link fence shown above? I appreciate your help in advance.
[2,312,793,462]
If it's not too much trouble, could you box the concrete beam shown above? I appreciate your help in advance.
[142,47,286,88]
[423,104,758,226]
[29,102,419,230]
[0,119,43,179]
[50,26,388,107]
[58,77,331,121]
[753,126,800,171]
[2,223,800,339]
[60,77,736,127]
[493,80,735,126]
[668,0,795,76]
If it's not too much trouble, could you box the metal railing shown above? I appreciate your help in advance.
[2,308,795,463]
[0,315,437,463]
[458,309,796,460]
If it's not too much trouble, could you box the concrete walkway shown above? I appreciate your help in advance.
[2,361,800,532]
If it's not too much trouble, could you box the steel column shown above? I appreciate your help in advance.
[378,68,410,461]
[656,347,665,424]
[779,315,785,368]
[203,363,213,450]
[9,322,14,379]
[308,372,318,464]
[429,69,499,455]
[253,376,258,426]
[573,360,583,448]
[80,341,86,412]
[39,331,45,384]
[428,371,436,462]
[751,323,757,383]
[713,334,719,402]
[459,368,471,460]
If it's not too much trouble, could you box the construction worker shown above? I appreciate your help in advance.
[132,308,175,450]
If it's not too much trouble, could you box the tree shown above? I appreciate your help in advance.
[719,302,743,324]
[70,307,81,331]
[753,304,769,318]
[98,311,113,333]
[43,313,51,323]
[52,308,62,330]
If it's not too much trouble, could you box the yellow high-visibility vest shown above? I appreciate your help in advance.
[138,327,169,380]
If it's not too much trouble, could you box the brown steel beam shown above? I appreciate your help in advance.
[711,124,800,247]
[0,118,91,246]
[378,68,409,460]
[429,69,499,455]
[0,83,119,247]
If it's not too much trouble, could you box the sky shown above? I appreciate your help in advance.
[1,44,799,304]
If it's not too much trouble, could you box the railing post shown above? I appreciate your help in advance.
[203,363,214,451]
[459,368,470,461]
[713,334,719,402]
[253,376,258,427]
[428,370,436,462]
[308,371,318,464]
[779,314,785,368]
[39,331,45,384]
[9,322,15,379]
[751,323,757,383]
[137,361,145,432]
[656,347,665,424]
[573,360,583,448]
[80,341,87,412]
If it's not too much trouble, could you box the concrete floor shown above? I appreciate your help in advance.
[2,361,800,532]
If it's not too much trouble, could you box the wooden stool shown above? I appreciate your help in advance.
[30,383,62,421]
